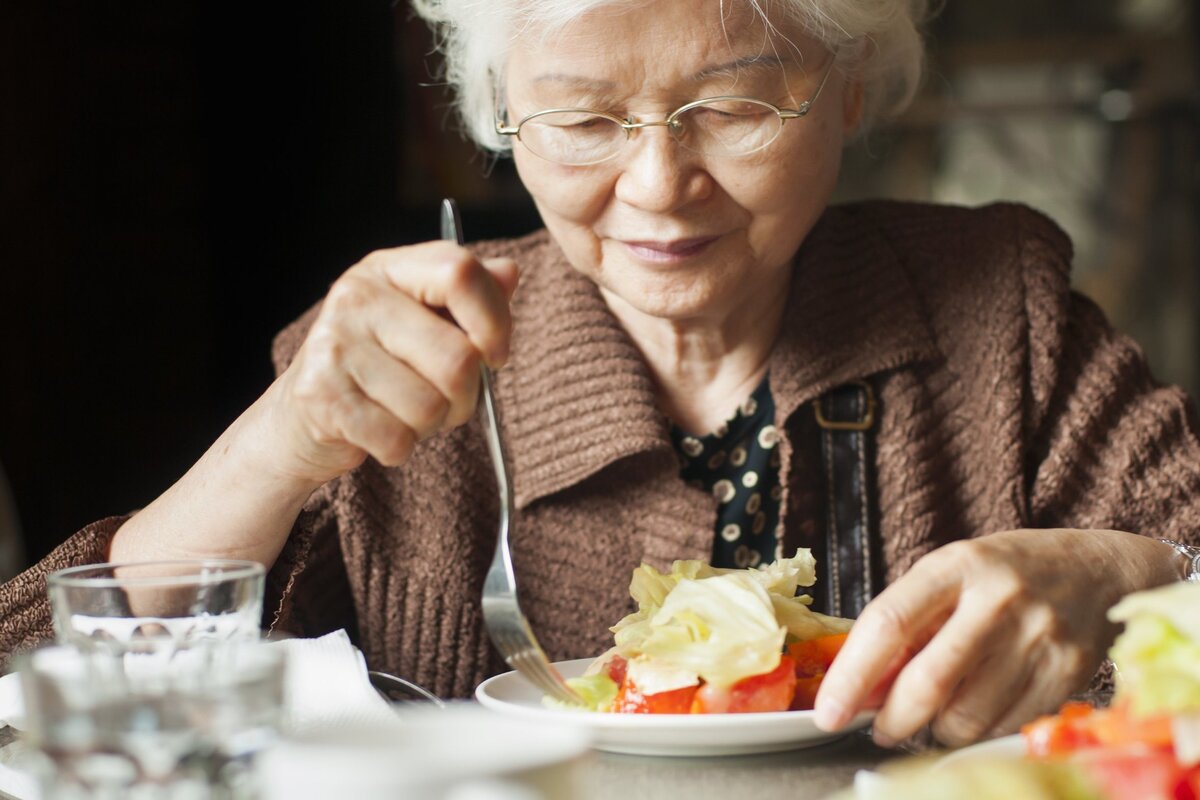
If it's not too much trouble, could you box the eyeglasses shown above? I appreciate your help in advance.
[496,56,837,166]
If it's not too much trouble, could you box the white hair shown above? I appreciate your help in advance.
[410,0,930,150]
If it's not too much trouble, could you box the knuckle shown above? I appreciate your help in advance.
[859,601,916,644]
[903,666,954,711]
[374,425,415,466]
[937,538,982,569]
[323,391,362,433]
[409,387,451,434]
[325,276,375,315]
[439,252,482,295]
[933,702,991,747]
[301,327,346,370]
[1023,603,1061,643]
[439,339,482,395]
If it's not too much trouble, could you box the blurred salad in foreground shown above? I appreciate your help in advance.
[1018,580,1200,799]
[554,550,853,714]
[838,580,1200,800]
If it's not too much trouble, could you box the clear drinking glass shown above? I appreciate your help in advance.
[47,560,265,656]
[20,642,285,800]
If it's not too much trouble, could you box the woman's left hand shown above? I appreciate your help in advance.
[813,529,1180,747]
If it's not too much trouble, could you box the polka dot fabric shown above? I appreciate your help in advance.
[671,376,782,569]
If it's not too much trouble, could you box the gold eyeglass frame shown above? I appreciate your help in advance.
[495,54,839,165]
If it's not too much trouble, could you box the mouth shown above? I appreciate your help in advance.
[620,236,720,263]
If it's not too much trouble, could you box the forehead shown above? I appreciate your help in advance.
[506,0,816,96]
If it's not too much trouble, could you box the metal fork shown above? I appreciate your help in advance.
[440,199,583,707]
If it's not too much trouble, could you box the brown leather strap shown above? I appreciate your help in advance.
[814,381,880,618]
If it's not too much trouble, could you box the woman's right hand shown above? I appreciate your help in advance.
[265,241,519,485]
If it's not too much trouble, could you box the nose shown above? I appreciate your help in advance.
[613,125,712,214]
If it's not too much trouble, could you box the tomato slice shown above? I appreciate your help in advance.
[1072,746,1187,800]
[788,633,849,679]
[1178,766,1200,800]
[604,654,628,688]
[785,633,849,709]
[1023,700,1176,758]
[692,655,797,714]
[613,678,698,714]
[791,675,823,711]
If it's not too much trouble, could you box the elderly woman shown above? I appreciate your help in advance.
[3,0,1199,749]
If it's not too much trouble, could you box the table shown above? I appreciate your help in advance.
[580,731,899,800]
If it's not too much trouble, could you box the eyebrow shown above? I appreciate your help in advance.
[530,54,793,91]
[691,54,788,82]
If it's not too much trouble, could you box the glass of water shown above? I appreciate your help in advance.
[47,560,265,655]
[20,642,285,800]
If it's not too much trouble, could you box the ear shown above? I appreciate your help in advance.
[842,79,865,135]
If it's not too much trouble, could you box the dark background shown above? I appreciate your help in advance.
[1,1,1196,568]
[0,2,540,565]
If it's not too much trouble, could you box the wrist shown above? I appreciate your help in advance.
[224,387,327,502]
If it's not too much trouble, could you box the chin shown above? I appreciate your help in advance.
[600,274,730,322]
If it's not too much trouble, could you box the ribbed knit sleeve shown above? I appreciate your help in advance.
[0,515,126,671]
[1021,217,1200,546]
[1028,292,1200,545]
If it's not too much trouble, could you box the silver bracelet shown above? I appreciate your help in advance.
[1157,539,1200,583]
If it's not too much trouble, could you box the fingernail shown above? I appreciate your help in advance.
[872,729,896,749]
[814,698,849,731]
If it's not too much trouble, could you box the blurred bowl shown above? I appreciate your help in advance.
[255,702,591,800]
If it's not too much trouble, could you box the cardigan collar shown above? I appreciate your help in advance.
[492,204,940,510]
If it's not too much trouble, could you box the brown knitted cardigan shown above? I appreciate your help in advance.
[3,201,1199,698]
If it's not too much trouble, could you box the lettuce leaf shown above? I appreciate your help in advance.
[1108,581,1200,716]
[554,672,619,712]
[607,551,840,688]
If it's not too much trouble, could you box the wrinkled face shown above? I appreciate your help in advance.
[505,0,860,325]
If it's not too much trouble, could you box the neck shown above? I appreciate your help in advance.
[600,278,790,435]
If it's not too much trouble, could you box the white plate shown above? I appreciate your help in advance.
[936,734,1024,768]
[475,657,873,757]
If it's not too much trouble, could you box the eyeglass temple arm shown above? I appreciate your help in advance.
[780,51,840,120]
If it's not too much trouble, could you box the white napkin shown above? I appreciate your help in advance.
[0,671,24,731]
[273,629,403,737]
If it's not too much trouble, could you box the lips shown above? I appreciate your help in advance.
[621,236,719,261]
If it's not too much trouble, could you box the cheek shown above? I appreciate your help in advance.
[717,112,843,211]
[513,149,612,225]
[728,121,844,260]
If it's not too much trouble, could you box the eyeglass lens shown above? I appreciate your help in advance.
[518,98,785,165]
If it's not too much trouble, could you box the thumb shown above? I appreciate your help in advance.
[482,257,520,301]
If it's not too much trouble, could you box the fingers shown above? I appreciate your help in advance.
[366,242,517,368]
[816,532,1113,750]
[949,625,1092,744]
[341,335,477,444]
[814,556,962,732]
[277,243,518,481]
[484,256,521,301]
[357,289,484,430]
[289,356,416,470]
[931,653,1032,747]
[874,599,1018,746]
[328,387,417,468]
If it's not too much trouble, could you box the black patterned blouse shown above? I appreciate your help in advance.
[670,376,783,569]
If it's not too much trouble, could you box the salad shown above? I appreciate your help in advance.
[845,580,1200,800]
[559,550,853,714]
[1019,580,1200,799]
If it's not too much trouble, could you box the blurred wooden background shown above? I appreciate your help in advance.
[0,0,1196,571]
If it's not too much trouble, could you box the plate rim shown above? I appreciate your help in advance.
[475,656,874,754]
